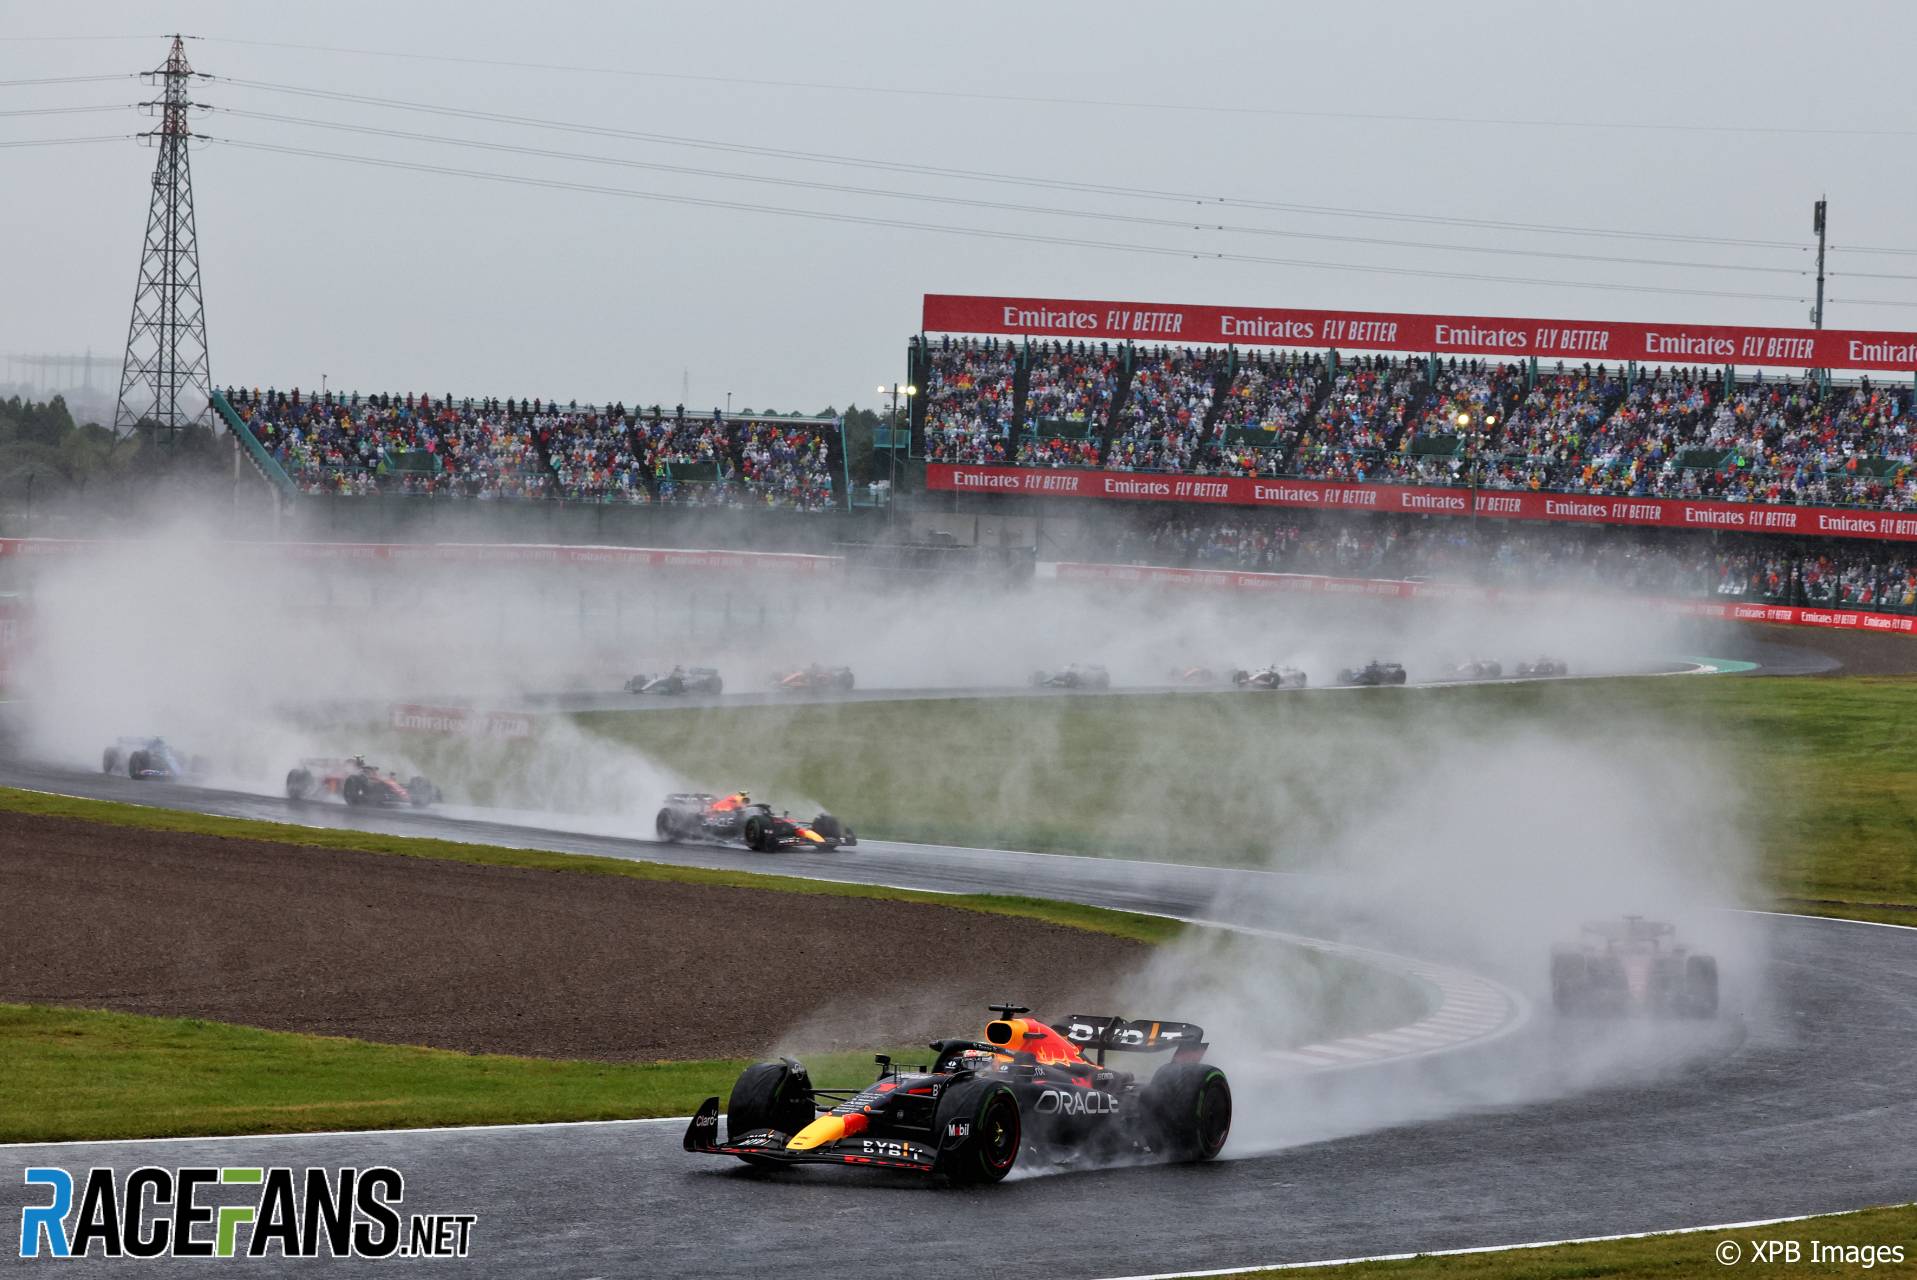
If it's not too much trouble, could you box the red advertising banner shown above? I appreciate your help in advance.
[923,293,1917,373]
[1052,561,1917,635]
[924,463,1917,542]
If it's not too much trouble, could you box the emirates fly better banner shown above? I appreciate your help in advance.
[922,294,1917,372]
[923,463,1917,542]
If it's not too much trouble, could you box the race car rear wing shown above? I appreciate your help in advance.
[1054,1015,1208,1064]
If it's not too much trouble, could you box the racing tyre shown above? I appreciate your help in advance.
[1141,1062,1232,1162]
[1391,669,1407,685]
[342,774,369,807]
[811,813,844,843]
[726,1059,816,1169]
[102,748,121,775]
[710,676,723,695]
[837,671,854,692]
[932,1079,1022,1186]
[1230,670,1248,686]
[1550,952,1586,1015]
[127,751,148,779]
[655,808,683,841]
[743,814,773,852]
[408,776,436,808]
[285,768,314,802]
[1684,954,1719,1018]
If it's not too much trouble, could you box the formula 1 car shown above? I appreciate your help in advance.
[685,1003,1231,1184]
[1517,657,1570,678]
[285,756,441,808]
[1031,663,1111,691]
[1550,917,1717,1017]
[1447,659,1504,680]
[655,790,856,851]
[1231,664,1308,690]
[101,737,209,781]
[1337,660,1408,686]
[772,664,855,692]
[1166,665,1220,685]
[625,665,724,696]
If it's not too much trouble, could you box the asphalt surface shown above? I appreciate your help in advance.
[2,635,1912,1276]
[1,761,1914,1277]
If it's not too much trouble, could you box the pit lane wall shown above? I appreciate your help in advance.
[925,464,1917,544]
[1048,561,1917,635]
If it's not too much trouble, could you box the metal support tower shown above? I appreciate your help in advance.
[113,35,212,437]
[1812,198,1828,330]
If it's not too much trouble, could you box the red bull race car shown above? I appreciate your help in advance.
[1550,916,1718,1017]
[772,664,855,692]
[285,756,442,808]
[102,736,209,781]
[686,1004,1230,1184]
[1447,659,1504,680]
[655,791,856,851]
[1166,665,1220,685]
[1231,664,1308,690]
[1518,657,1570,678]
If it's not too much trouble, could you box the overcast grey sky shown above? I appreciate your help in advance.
[3,0,1913,416]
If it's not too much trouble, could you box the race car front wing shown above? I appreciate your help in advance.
[682,1098,938,1174]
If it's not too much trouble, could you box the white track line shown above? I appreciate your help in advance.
[1095,1205,1915,1279]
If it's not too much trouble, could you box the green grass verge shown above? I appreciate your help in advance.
[0,790,1429,1141]
[0,1003,933,1143]
[472,676,1911,921]
[1204,1202,1917,1278]
[0,786,1181,945]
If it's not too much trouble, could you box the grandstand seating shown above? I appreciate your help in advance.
[913,337,1917,511]
[223,389,841,509]
[1096,509,1917,612]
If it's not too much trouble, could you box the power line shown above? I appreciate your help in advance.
[209,75,1809,253]
[0,134,131,148]
[211,106,1808,278]
[187,34,1915,140]
[1827,298,1917,310]
[0,74,136,87]
[1832,245,1917,257]
[0,104,132,118]
[206,134,1811,306]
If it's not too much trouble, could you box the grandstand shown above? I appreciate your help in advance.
[911,295,1917,518]
[220,388,846,512]
[1081,507,1917,615]
[917,341,1917,512]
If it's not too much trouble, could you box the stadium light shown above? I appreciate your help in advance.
[1456,411,1472,428]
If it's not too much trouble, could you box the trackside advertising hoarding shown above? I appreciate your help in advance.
[922,293,1917,373]
[923,463,1917,543]
[1051,561,1917,634]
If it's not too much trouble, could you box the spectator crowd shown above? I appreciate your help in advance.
[1092,508,1917,612]
[915,338,1917,513]
[225,388,840,510]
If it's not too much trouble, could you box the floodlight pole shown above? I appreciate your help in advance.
[1812,197,1827,330]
